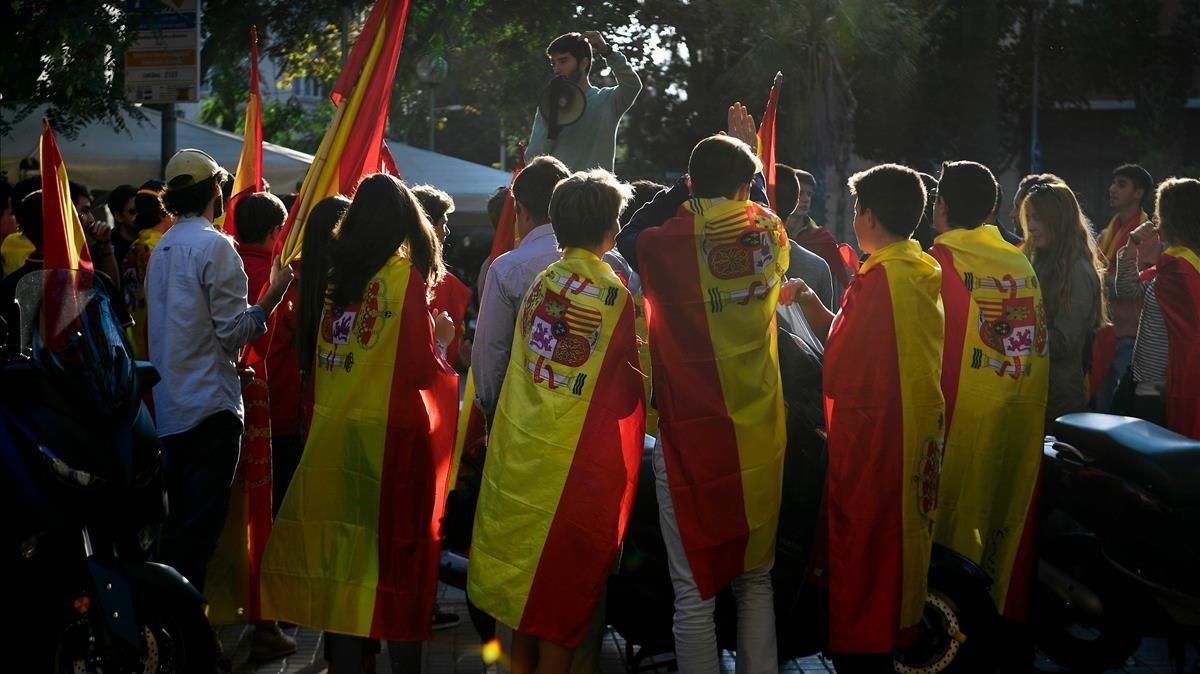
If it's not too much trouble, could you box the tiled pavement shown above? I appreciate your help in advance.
[223,585,1196,674]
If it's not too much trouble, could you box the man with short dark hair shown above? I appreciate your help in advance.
[1096,163,1154,410]
[774,165,834,309]
[105,184,140,266]
[525,31,641,172]
[789,163,944,673]
[781,165,851,301]
[147,149,293,595]
[929,161,1048,670]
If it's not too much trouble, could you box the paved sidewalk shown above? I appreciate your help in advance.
[222,586,1196,673]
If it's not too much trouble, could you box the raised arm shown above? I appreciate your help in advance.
[583,31,642,113]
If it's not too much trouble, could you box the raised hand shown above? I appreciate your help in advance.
[725,102,758,149]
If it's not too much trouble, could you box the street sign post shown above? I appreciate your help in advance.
[124,0,201,104]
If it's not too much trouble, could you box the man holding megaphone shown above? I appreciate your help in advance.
[525,31,642,172]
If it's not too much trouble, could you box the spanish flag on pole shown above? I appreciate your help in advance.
[449,149,525,490]
[215,26,264,239]
[819,239,944,653]
[260,255,457,640]
[1156,246,1200,439]
[637,196,789,599]
[276,0,411,264]
[39,120,93,351]
[468,249,645,646]
[930,225,1047,619]
[756,72,782,212]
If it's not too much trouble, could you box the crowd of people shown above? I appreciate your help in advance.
[2,29,1199,674]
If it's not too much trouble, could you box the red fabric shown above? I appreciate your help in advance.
[1156,252,1200,439]
[238,243,274,366]
[795,226,851,288]
[1088,324,1117,397]
[1003,477,1040,620]
[40,120,92,273]
[489,147,526,262]
[369,267,458,640]
[264,282,301,436]
[929,245,969,432]
[519,305,645,646]
[380,140,401,178]
[756,74,781,211]
[638,206,748,599]
[822,264,905,653]
[239,372,273,621]
[428,272,471,366]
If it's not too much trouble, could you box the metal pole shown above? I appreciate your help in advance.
[341,3,351,66]
[1029,4,1042,173]
[429,87,436,151]
[160,103,176,179]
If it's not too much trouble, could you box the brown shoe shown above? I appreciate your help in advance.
[250,622,298,661]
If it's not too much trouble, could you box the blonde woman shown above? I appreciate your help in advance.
[1020,181,1106,427]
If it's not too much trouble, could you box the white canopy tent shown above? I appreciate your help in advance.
[2,107,510,222]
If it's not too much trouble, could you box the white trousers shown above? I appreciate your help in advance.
[653,439,778,674]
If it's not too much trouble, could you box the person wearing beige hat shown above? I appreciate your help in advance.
[145,149,293,610]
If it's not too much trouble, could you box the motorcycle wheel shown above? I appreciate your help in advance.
[52,585,216,674]
[893,567,996,673]
[1032,575,1142,673]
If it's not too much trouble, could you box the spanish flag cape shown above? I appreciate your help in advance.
[260,255,458,641]
[929,226,1048,619]
[121,227,164,360]
[637,196,789,599]
[468,249,645,646]
[1098,210,1150,265]
[820,239,944,653]
[1156,246,1200,439]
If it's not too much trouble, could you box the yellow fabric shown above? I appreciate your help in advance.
[684,197,789,572]
[468,249,633,629]
[123,228,163,360]
[1,233,35,276]
[1098,210,1149,265]
[634,297,657,436]
[260,255,414,636]
[932,226,1048,612]
[860,239,945,630]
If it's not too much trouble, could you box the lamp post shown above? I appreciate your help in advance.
[416,55,449,151]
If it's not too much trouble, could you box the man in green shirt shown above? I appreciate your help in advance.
[525,31,642,172]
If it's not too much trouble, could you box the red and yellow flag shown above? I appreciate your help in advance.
[40,120,92,273]
[277,0,412,264]
[260,255,457,640]
[450,149,525,489]
[1156,246,1200,439]
[756,72,782,212]
[818,239,944,653]
[637,197,789,599]
[216,26,263,239]
[468,249,645,646]
[930,225,1048,619]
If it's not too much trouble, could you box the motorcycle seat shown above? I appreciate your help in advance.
[1053,413,1200,508]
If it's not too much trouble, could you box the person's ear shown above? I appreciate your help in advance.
[580,56,591,75]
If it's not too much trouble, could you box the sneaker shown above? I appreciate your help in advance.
[432,607,461,631]
[250,622,298,661]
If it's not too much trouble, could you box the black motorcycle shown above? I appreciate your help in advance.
[1035,412,1200,673]
[443,304,997,672]
[0,270,215,673]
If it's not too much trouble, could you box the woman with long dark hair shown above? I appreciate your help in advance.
[1020,181,1106,428]
[260,174,458,673]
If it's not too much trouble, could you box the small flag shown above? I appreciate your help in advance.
[756,72,782,211]
[40,120,92,272]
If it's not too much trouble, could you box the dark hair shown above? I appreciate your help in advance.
[546,33,593,74]
[1015,173,1064,208]
[296,195,352,371]
[12,177,40,206]
[279,192,299,214]
[219,172,235,203]
[1156,177,1200,252]
[774,164,800,218]
[620,179,667,228]
[688,135,761,199]
[411,185,456,224]
[328,174,445,308]
[993,181,1004,220]
[68,181,90,206]
[549,170,630,249]
[134,180,169,229]
[937,161,998,230]
[914,172,939,249]
[848,164,927,238]
[105,184,138,218]
[163,174,223,216]
[234,192,287,244]
[513,156,570,224]
[793,168,816,188]
[1113,164,1153,204]
[487,187,508,229]
[16,190,44,251]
